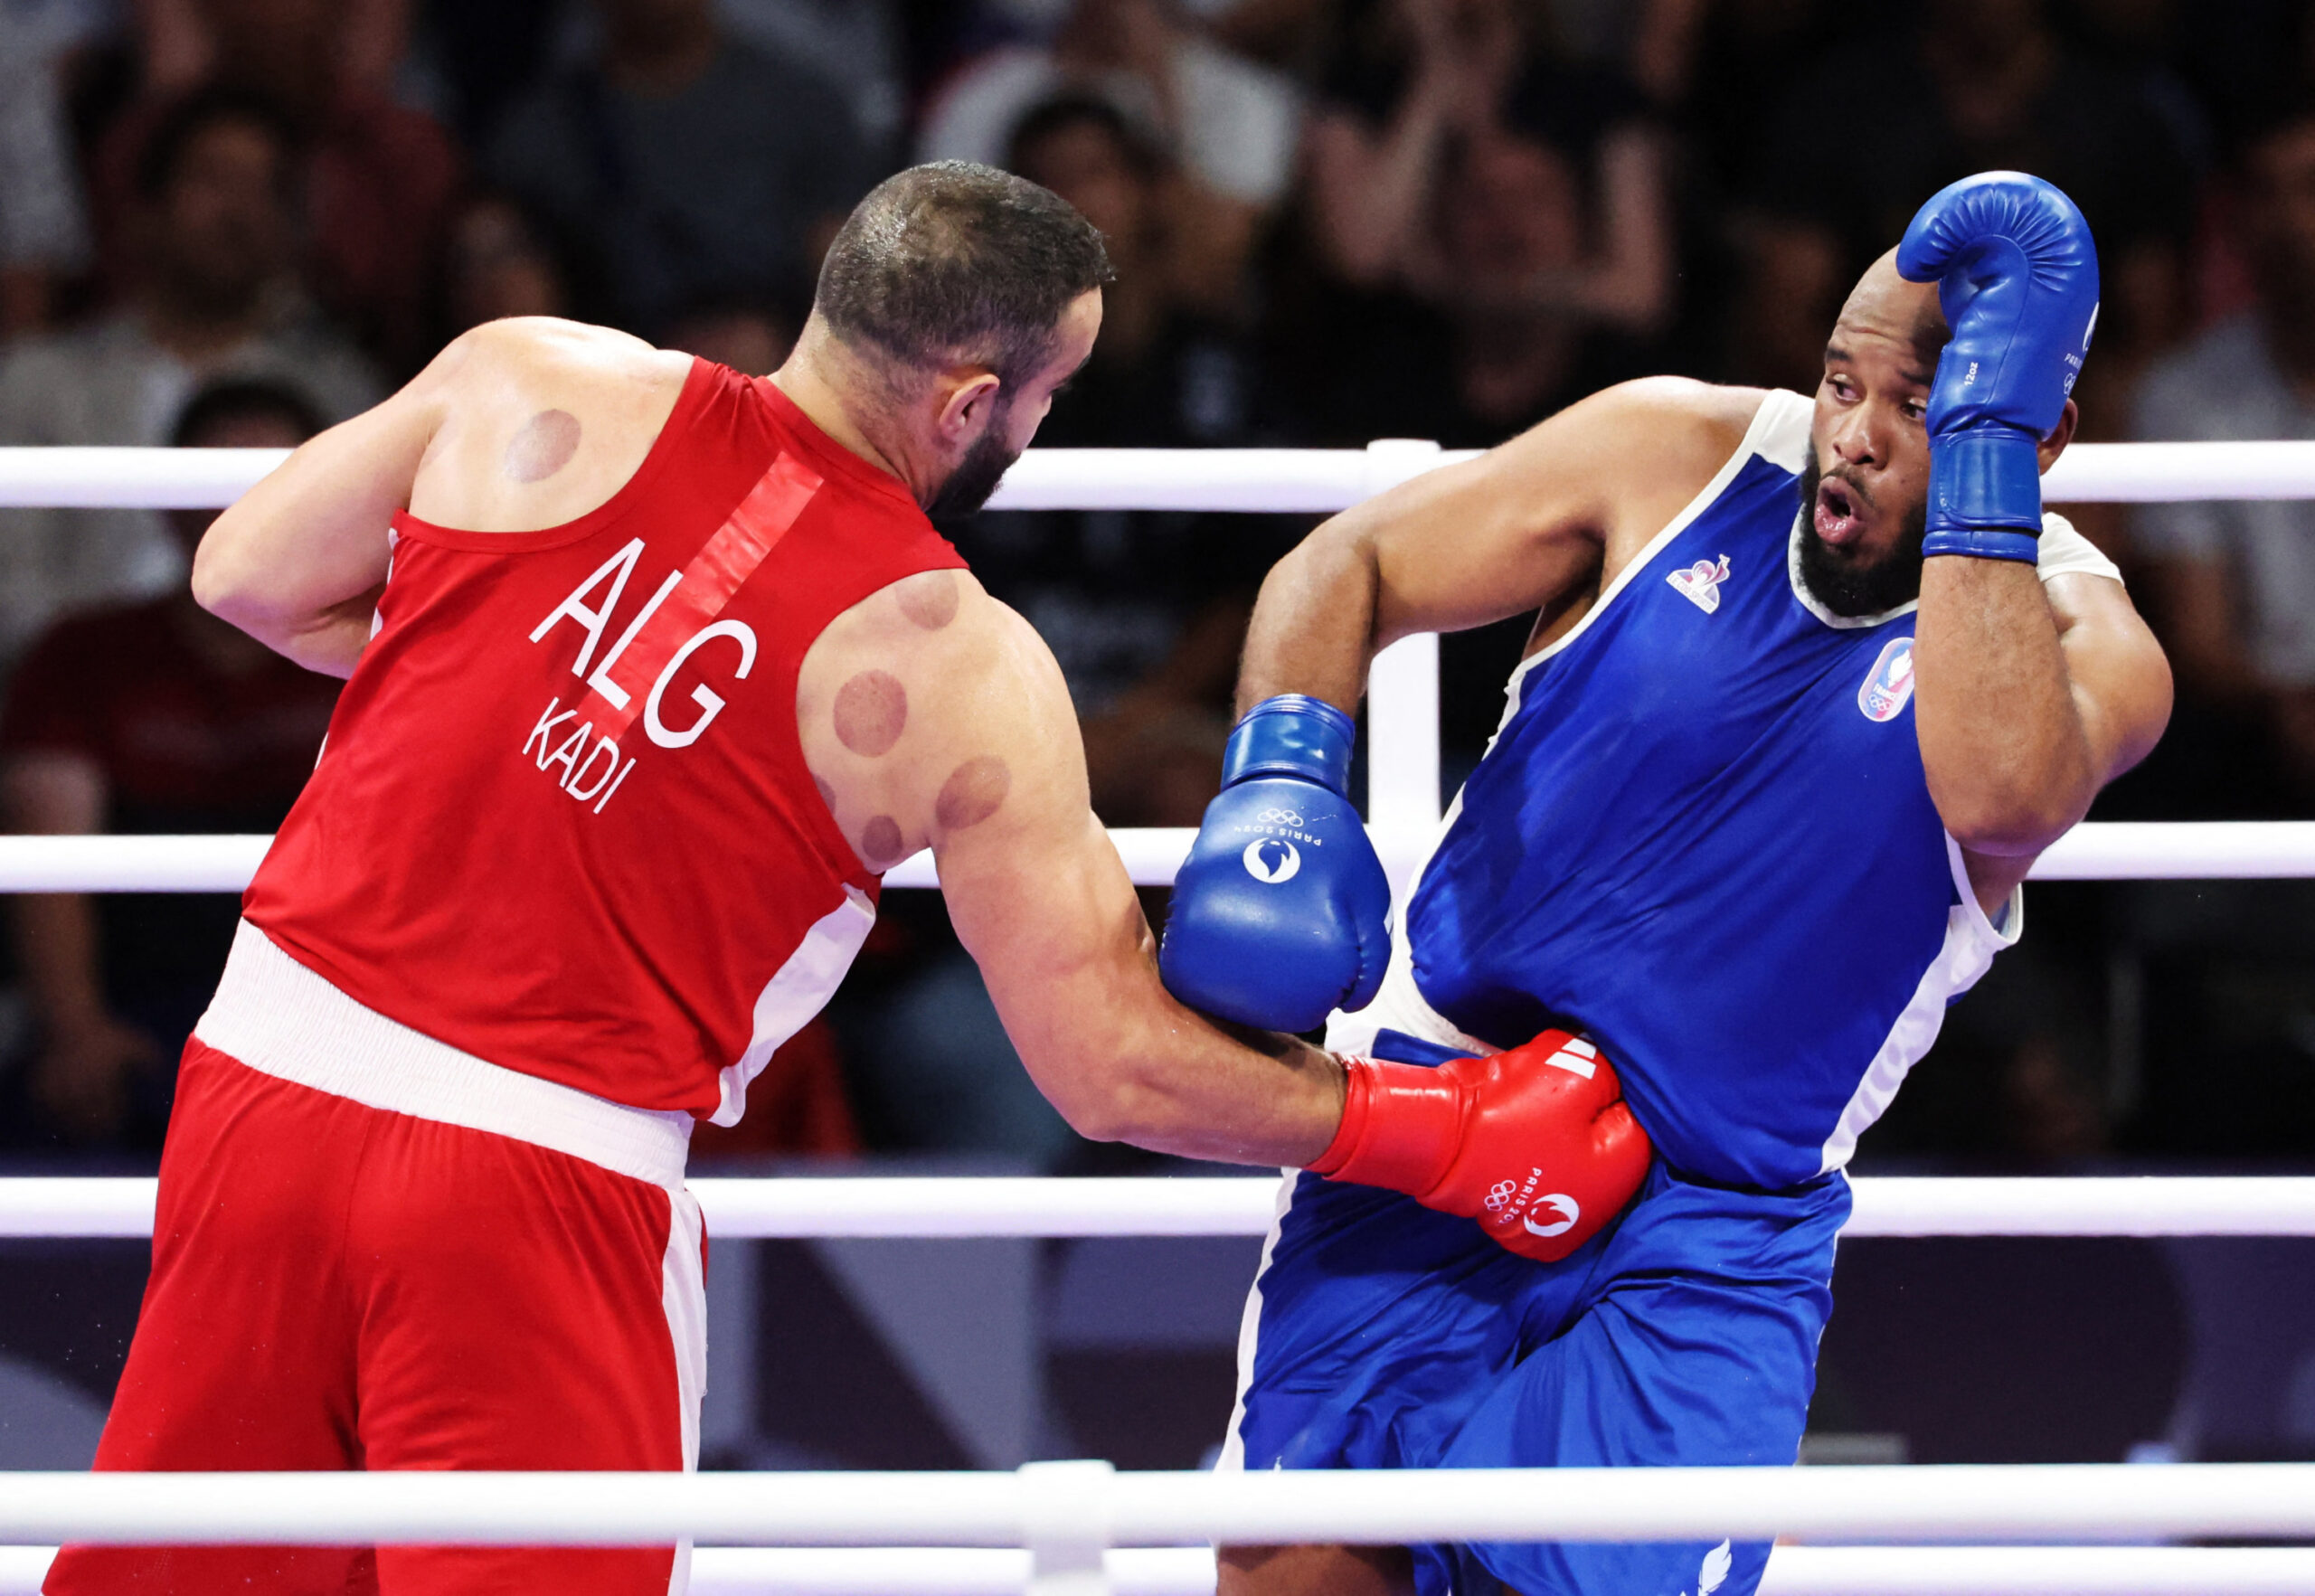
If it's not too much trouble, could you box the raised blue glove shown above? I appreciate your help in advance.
[1895,171,2100,563]
[1158,694,1392,1033]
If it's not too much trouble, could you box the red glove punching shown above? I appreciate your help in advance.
[1309,1029,1653,1262]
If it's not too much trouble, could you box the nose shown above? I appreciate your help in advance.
[1828,402,1887,469]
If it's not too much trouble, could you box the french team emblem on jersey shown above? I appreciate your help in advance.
[1857,636,1917,722]
[1668,554,1731,614]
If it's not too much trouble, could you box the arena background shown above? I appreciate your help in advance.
[0,0,2310,1491]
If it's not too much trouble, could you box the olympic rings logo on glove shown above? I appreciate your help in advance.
[1483,1179,1518,1212]
[1254,807,1305,826]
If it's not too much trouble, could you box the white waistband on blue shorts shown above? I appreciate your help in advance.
[194,918,691,1189]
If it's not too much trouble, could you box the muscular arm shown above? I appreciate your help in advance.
[193,318,687,676]
[801,571,1344,1165]
[1916,562,2173,907]
[190,351,449,675]
[1237,378,1760,713]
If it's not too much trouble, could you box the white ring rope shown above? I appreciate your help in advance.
[3,1463,2314,1547]
[5,1176,2313,1241]
[4,439,2315,511]
[10,1545,2315,1596]
[5,820,2315,894]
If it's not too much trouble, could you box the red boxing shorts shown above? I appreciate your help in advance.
[46,922,706,1596]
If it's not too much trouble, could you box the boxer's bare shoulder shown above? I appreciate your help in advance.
[798,568,1082,875]
[1486,376,1767,571]
[406,317,694,534]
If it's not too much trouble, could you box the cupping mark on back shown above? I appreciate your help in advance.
[503,410,581,483]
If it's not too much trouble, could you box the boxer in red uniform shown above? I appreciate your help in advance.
[46,164,1646,1596]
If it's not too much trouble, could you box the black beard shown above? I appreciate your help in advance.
[925,417,1021,521]
[1795,456,1926,618]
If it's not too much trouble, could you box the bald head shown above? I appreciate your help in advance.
[1835,251,1949,379]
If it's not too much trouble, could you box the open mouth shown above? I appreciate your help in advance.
[1814,477,1867,548]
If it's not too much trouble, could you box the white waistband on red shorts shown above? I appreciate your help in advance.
[195,919,691,1189]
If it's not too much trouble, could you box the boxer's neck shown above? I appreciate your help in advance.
[770,329,908,488]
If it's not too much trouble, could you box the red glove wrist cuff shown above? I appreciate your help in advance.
[1309,1055,1464,1196]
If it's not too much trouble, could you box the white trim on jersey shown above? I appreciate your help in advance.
[1216,1168,1303,1475]
[198,920,694,1186]
[661,1185,707,1596]
[713,884,876,1127]
[1816,833,2024,1174]
[1497,390,1818,718]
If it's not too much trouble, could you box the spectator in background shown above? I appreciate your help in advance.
[0,14,94,338]
[1299,0,1668,329]
[487,0,874,335]
[719,0,909,162]
[432,190,582,338]
[0,380,341,1150]
[920,0,1300,308]
[1396,118,1662,441]
[1734,0,2197,395]
[2133,99,2315,805]
[90,0,464,371]
[1276,0,1671,447]
[659,291,799,376]
[0,90,380,675]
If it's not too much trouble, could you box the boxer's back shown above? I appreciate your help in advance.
[244,325,967,1122]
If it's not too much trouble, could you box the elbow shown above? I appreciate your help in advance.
[1053,1078,1156,1147]
[1047,1060,1176,1147]
[189,522,260,627]
[1934,785,2089,858]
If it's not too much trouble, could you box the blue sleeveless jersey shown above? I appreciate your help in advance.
[1329,392,2020,1190]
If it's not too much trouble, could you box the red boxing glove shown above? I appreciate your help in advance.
[1310,1029,1653,1262]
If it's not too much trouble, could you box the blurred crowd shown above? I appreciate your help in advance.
[2,0,2314,1171]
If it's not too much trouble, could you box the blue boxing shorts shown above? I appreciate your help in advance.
[1220,1034,1849,1596]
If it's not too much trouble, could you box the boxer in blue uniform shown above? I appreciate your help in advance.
[1159,175,2175,1596]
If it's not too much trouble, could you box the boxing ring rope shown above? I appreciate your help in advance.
[5,1174,2314,1240]
[5,1546,2315,1596]
[4,819,2315,894]
[0,1461,2310,1550]
[7,439,2315,511]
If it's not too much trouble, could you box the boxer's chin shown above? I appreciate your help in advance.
[1795,462,1927,618]
[926,426,1021,521]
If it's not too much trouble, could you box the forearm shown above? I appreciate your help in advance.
[1914,559,2095,853]
[986,896,1347,1164]
[192,434,403,657]
[1083,1005,1346,1166]
[193,343,455,658]
[267,582,388,678]
[1235,524,1381,715]
[962,826,1348,1165]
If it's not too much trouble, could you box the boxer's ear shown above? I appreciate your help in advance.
[2036,399,2080,473]
[934,368,1003,445]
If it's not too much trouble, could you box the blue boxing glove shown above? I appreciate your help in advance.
[1158,695,1392,1033]
[1895,171,2100,563]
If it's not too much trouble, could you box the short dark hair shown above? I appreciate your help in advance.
[135,86,299,203]
[170,377,326,448]
[814,161,1113,392]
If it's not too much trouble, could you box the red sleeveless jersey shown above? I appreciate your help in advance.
[244,360,965,1121]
